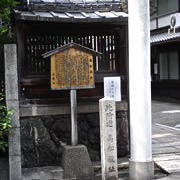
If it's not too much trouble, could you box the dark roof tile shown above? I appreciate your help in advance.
[13,9,128,23]
[151,32,180,45]
[16,0,128,13]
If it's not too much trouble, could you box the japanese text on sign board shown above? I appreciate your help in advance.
[104,77,121,102]
[51,48,94,90]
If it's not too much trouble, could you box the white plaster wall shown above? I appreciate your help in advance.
[158,15,171,28]
[151,13,180,30]
[150,19,156,30]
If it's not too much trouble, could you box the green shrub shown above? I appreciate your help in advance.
[0,0,19,35]
[0,92,12,151]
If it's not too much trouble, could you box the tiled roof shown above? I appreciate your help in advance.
[30,0,121,3]
[13,9,128,23]
[16,0,128,13]
[13,0,128,23]
[151,32,180,45]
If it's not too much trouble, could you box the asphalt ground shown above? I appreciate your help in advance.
[152,99,180,180]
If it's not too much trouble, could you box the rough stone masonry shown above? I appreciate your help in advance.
[20,111,128,168]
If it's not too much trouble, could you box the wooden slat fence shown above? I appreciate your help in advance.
[24,33,120,76]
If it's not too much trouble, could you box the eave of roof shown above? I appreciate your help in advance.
[151,32,180,46]
[13,9,128,23]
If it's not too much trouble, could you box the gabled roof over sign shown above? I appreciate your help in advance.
[42,43,102,58]
[13,0,128,23]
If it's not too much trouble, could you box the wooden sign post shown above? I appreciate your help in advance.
[70,89,78,146]
[43,43,101,145]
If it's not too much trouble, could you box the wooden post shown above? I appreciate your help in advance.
[4,44,22,180]
[70,90,78,146]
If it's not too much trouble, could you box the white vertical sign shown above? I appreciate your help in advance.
[104,77,121,102]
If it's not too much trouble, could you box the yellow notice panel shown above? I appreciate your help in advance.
[51,48,94,90]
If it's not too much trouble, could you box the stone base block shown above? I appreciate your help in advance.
[106,177,118,180]
[9,155,22,180]
[129,160,154,180]
[22,166,64,180]
[62,145,94,179]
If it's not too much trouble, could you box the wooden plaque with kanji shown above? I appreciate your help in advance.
[50,47,94,90]
[42,43,101,90]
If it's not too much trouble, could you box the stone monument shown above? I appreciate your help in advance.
[99,97,118,180]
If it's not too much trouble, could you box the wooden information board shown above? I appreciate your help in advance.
[51,48,94,90]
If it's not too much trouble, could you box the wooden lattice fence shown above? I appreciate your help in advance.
[24,32,120,76]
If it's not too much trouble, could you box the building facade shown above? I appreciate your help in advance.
[151,0,180,98]
[11,0,129,168]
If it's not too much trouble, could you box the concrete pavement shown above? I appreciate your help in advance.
[157,173,180,180]
[152,100,180,179]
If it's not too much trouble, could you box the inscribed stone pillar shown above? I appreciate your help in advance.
[99,98,118,180]
[4,44,22,180]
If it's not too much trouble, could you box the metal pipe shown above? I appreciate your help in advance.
[70,90,78,146]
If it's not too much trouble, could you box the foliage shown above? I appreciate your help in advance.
[0,0,17,152]
[0,93,12,152]
[0,0,18,35]
[0,1,18,95]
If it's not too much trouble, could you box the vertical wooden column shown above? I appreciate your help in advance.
[128,0,154,179]
[4,44,22,180]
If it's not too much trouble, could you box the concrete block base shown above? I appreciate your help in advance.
[129,160,154,180]
[9,155,21,180]
[22,166,64,180]
[62,145,94,179]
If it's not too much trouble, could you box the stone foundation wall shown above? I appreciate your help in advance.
[20,111,128,168]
